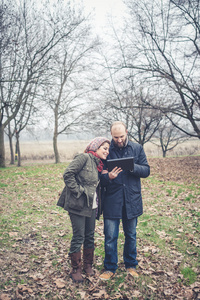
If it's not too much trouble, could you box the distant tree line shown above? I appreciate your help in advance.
[0,0,199,167]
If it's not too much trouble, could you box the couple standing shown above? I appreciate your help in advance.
[57,121,150,282]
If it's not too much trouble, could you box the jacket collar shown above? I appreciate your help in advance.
[88,152,101,165]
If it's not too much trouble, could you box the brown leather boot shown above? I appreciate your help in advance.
[83,248,95,276]
[69,252,84,283]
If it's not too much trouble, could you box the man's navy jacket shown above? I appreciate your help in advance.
[101,139,150,219]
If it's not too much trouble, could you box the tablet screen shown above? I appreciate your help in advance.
[107,157,134,172]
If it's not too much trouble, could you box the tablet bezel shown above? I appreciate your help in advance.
[107,157,134,172]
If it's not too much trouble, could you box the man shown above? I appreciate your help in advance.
[99,121,150,280]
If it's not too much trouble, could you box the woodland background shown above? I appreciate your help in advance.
[0,0,200,298]
[1,0,200,168]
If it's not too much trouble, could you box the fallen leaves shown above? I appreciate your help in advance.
[17,268,29,274]
[8,232,18,238]
[29,273,45,281]
[148,156,200,185]
[141,245,159,254]
[0,294,11,300]
[0,156,199,299]
[92,289,108,298]
[77,291,86,299]
[15,284,34,299]
[54,278,66,288]
[58,231,66,237]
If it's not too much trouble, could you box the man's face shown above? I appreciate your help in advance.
[111,125,128,148]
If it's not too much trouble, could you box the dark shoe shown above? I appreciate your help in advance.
[83,248,95,276]
[69,252,84,283]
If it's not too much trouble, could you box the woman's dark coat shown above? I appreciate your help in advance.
[57,153,102,218]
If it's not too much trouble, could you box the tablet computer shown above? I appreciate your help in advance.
[107,157,134,172]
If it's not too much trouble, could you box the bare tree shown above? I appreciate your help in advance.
[4,80,38,165]
[151,115,189,157]
[4,121,15,165]
[1,0,89,167]
[0,0,14,167]
[41,5,99,163]
[121,87,162,145]
[113,0,200,139]
[88,59,162,145]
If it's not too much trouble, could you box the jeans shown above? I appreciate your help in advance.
[103,207,138,273]
[69,210,96,254]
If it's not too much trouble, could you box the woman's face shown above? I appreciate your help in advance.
[96,142,110,160]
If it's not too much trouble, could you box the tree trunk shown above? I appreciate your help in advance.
[17,144,21,167]
[15,142,18,161]
[16,133,21,167]
[9,135,15,165]
[0,124,5,168]
[53,133,60,164]
[53,106,60,164]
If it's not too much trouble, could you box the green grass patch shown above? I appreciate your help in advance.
[0,160,199,299]
[0,182,8,188]
[184,194,195,201]
[181,267,197,285]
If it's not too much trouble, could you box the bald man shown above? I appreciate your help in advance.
[100,121,150,280]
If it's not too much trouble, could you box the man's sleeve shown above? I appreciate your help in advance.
[131,146,150,178]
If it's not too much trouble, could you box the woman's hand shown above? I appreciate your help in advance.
[102,169,109,174]
[108,167,122,180]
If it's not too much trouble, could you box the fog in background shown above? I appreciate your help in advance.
[1,0,200,166]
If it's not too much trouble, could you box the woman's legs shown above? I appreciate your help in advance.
[69,213,85,253]
[83,210,96,275]
[69,213,85,282]
[69,210,96,253]
[84,209,96,249]
[69,211,96,280]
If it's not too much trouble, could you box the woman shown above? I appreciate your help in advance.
[57,137,110,283]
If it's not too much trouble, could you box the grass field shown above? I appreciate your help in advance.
[0,156,200,299]
[4,139,200,164]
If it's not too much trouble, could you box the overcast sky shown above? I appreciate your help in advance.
[75,0,126,33]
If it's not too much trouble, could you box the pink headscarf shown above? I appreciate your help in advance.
[85,137,110,172]
[85,137,110,153]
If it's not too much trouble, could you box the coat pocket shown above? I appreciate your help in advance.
[68,192,86,211]
[57,186,66,208]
